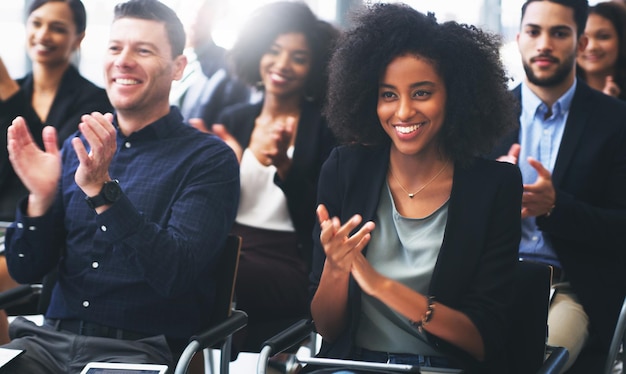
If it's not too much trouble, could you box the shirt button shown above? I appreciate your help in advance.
[543,129,550,135]
[92,262,99,269]
[532,236,538,241]
[124,142,131,149]
[83,301,90,308]
[17,223,23,229]
[100,225,107,232]
[28,225,36,231]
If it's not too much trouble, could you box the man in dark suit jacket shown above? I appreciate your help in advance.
[490,0,626,372]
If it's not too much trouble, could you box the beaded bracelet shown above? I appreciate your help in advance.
[410,295,436,333]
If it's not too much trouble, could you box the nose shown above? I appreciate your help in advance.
[114,47,135,69]
[536,32,553,53]
[275,51,291,71]
[396,96,416,121]
[34,25,51,43]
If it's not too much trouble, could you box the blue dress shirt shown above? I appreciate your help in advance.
[5,107,240,339]
[518,81,576,268]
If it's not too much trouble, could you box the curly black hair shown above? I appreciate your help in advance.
[228,1,339,104]
[324,3,518,166]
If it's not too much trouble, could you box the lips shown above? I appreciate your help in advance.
[531,55,558,66]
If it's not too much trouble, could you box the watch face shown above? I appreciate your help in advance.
[103,181,122,202]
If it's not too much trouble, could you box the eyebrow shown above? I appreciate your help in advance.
[379,81,436,89]
[524,23,574,33]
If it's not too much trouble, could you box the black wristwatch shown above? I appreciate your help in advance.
[85,180,122,209]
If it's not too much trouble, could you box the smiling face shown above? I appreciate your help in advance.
[517,1,583,90]
[104,17,186,127]
[377,54,447,161]
[26,1,83,68]
[259,32,312,99]
[578,13,619,77]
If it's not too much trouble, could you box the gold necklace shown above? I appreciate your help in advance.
[389,161,449,199]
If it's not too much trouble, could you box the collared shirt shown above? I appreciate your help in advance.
[518,80,576,267]
[5,107,240,339]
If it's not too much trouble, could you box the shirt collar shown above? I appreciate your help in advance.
[521,78,577,120]
[113,106,184,141]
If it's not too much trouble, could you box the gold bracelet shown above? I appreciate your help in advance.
[410,295,436,333]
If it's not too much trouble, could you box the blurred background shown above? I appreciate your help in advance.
[0,0,606,89]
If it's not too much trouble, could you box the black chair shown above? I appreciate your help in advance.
[175,234,247,374]
[603,296,626,374]
[0,234,247,374]
[256,260,569,374]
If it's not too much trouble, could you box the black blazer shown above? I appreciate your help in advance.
[217,100,336,266]
[490,82,626,352]
[310,145,522,373]
[0,65,112,221]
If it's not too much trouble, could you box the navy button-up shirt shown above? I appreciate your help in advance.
[5,107,239,339]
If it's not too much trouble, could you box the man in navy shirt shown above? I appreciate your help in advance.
[2,0,239,372]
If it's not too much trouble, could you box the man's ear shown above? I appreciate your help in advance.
[577,34,589,53]
[171,54,187,81]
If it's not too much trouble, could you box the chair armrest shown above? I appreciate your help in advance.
[174,309,247,374]
[0,284,42,310]
[538,346,568,374]
[257,319,314,374]
[193,309,248,350]
[261,318,314,355]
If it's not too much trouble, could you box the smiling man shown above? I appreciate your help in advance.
[490,0,626,371]
[1,0,239,372]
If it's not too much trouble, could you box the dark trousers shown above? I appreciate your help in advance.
[1,317,173,374]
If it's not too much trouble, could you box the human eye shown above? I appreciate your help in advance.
[107,44,121,54]
[379,90,397,101]
[597,32,613,40]
[292,53,310,65]
[51,25,68,34]
[138,48,153,56]
[553,29,571,39]
[525,28,540,37]
[412,90,431,99]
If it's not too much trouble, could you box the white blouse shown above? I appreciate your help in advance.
[235,147,295,232]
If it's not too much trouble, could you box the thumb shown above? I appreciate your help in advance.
[509,143,521,159]
[527,157,551,179]
[42,126,59,156]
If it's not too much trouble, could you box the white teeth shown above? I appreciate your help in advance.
[115,78,139,85]
[270,73,287,82]
[35,44,52,52]
[396,123,423,134]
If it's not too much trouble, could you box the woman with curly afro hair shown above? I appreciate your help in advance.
[309,3,522,373]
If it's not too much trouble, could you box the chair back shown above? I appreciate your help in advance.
[507,260,551,374]
[211,234,242,324]
[604,295,626,373]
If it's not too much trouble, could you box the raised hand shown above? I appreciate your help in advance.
[71,112,117,198]
[249,116,296,167]
[497,143,521,164]
[7,117,61,216]
[602,75,621,98]
[521,157,556,218]
[316,204,375,274]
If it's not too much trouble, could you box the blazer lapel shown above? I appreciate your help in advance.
[551,83,591,186]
